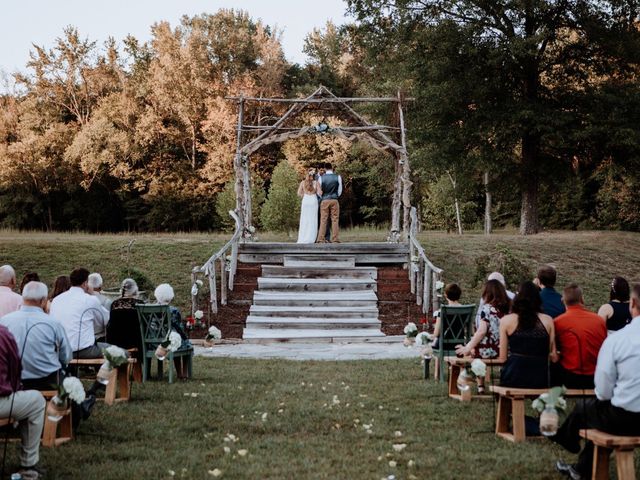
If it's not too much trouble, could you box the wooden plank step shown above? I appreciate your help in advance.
[242,328,386,340]
[239,253,408,265]
[283,256,356,267]
[239,242,409,253]
[249,305,379,318]
[246,316,382,329]
[262,265,377,279]
[253,290,377,307]
[257,277,376,292]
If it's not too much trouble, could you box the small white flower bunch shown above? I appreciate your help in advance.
[168,331,182,352]
[532,386,568,413]
[206,326,222,341]
[194,310,204,320]
[61,377,86,404]
[470,359,487,378]
[403,322,418,338]
[102,345,128,368]
[414,331,434,346]
[435,280,445,291]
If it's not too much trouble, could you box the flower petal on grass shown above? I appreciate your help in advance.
[392,444,407,452]
[208,469,222,477]
[394,431,403,437]
[238,449,248,457]
[388,460,397,467]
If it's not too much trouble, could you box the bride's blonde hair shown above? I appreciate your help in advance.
[303,170,315,191]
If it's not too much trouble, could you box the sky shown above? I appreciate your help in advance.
[0,0,350,83]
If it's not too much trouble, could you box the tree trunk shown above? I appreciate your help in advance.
[484,171,492,235]
[446,171,463,235]
[519,134,540,235]
[191,124,196,170]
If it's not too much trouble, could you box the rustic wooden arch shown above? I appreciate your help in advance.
[228,86,412,242]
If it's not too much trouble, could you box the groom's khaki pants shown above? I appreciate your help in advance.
[317,199,339,242]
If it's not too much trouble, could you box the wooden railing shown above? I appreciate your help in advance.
[192,210,242,315]
[408,207,444,315]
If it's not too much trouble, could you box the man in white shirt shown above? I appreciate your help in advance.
[49,268,110,358]
[553,283,640,479]
[0,264,23,319]
[88,272,111,341]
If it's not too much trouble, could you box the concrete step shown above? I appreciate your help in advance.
[253,290,377,307]
[242,328,386,340]
[262,265,377,280]
[283,255,356,268]
[245,316,382,329]
[249,305,379,318]
[257,277,376,292]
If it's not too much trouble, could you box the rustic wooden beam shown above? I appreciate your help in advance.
[241,125,401,131]
[234,97,245,216]
[226,96,416,103]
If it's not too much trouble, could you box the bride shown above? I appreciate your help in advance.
[296,169,318,243]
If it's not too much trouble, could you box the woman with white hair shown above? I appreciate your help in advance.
[106,278,144,361]
[154,283,192,379]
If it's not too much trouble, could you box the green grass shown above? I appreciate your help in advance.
[2,357,592,480]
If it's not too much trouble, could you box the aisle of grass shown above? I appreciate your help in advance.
[4,357,583,480]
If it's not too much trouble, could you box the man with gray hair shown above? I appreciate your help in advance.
[0,264,23,319]
[0,281,72,390]
[88,273,112,342]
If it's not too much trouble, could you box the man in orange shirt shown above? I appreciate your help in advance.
[552,283,607,389]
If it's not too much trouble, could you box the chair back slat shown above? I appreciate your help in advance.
[136,305,171,355]
[439,304,476,351]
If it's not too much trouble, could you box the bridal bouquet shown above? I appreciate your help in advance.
[155,331,183,361]
[48,376,86,422]
[97,345,129,385]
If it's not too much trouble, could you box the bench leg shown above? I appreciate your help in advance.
[132,362,143,383]
[614,450,636,480]
[118,363,132,401]
[511,398,526,442]
[104,368,118,406]
[496,396,511,436]
[433,357,440,381]
[57,410,73,446]
[41,414,57,448]
[592,444,611,480]
[448,365,460,396]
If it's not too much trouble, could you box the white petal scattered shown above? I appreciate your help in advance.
[394,431,403,437]
[168,470,176,476]
[332,395,340,405]
[377,456,383,461]
[388,460,397,468]
[261,412,268,421]
[223,446,231,454]
[392,444,407,452]
[278,409,284,413]
[208,469,222,477]
[408,460,416,467]
[191,392,199,397]
[238,449,248,457]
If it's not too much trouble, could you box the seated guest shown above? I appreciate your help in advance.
[154,283,192,379]
[0,264,23,318]
[553,283,640,479]
[19,272,40,294]
[552,284,606,389]
[499,281,557,388]
[534,265,565,318]
[49,267,110,358]
[46,275,70,313]
[0,281,72,390]
[88,273,112,342]
[456,280,510,392]
[106,278,144,361]
[475,272,515,325]
[597,276,632,333]
[431,282,462,347]
[0,324,46,479]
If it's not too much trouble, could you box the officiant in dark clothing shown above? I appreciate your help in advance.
[316,162,343,243]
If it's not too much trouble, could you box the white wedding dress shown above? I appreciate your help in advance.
[297,193,318,243]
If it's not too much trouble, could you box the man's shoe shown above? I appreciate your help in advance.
[19,464,46,479]
[81,393,96,420]
[548,433,581,454]
[555,460,583,480]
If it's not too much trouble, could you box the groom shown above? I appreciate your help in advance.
[316,162,342,243]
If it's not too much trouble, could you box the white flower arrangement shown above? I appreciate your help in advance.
[61,377,86,404]
[168,331,182,352]
[435,280,445,291]
[194,310,204,320]
[403,322,418,338]
[414,332,434,346]
[191,284,199,296]
[206,326,222,341]
[196,279,204,287]
[532,386,568,413]
[470,359,487,378]
[102,345,128,368]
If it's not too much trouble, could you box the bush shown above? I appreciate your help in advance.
[472,244,532,291]
[260,161,301,232]
[119,267,154,298]
[216,175,266,231]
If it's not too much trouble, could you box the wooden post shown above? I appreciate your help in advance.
[423,266,431,315]
[416,258,424,307]
[432,271,440,318]
[190,271,197,316]
[220,257,227,306]
[484,171,492,236]
[242,156,252,233]
[208,263,218,315]
[234,97,245,218]
[228,240,238,291]
[391,155,402,241]
[398,91,412,237]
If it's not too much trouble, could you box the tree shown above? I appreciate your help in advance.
[348,0,640,234]
[260,161,301,231]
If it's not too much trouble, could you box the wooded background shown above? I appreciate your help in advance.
[1,3,640,234]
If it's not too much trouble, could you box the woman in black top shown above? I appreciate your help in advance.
[106,278,144,360]
[597,276,632,333]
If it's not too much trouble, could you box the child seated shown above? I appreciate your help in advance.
[432,283,462,349]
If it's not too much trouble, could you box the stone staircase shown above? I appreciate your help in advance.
[243,255,384,342]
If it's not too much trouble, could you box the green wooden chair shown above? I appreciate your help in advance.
[136,304,193,384]
[432,304,476,381]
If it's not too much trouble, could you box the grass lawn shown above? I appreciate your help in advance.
[2,357,598,480]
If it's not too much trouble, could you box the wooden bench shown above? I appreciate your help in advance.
[490,385,595,442]
[580,429,640,480]
[40,390,73,448]
[69,358,136,406]
[445,356,504,401]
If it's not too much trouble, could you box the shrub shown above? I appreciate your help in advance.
[472,244,532,291]
[260,161,301,232]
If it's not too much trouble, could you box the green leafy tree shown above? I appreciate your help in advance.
[260,161,301,232]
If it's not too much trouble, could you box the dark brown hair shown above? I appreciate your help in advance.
[482,279,510,314]
[610,276,630,302]
[69,268,89,287]
[512,281,543,330]
[444,283,462,301]
[49,275,70,300]
[537,265,557,288]
[563,283,583,306]
[20,272,40,294]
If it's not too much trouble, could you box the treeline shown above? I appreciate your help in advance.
[1,4,640,233]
